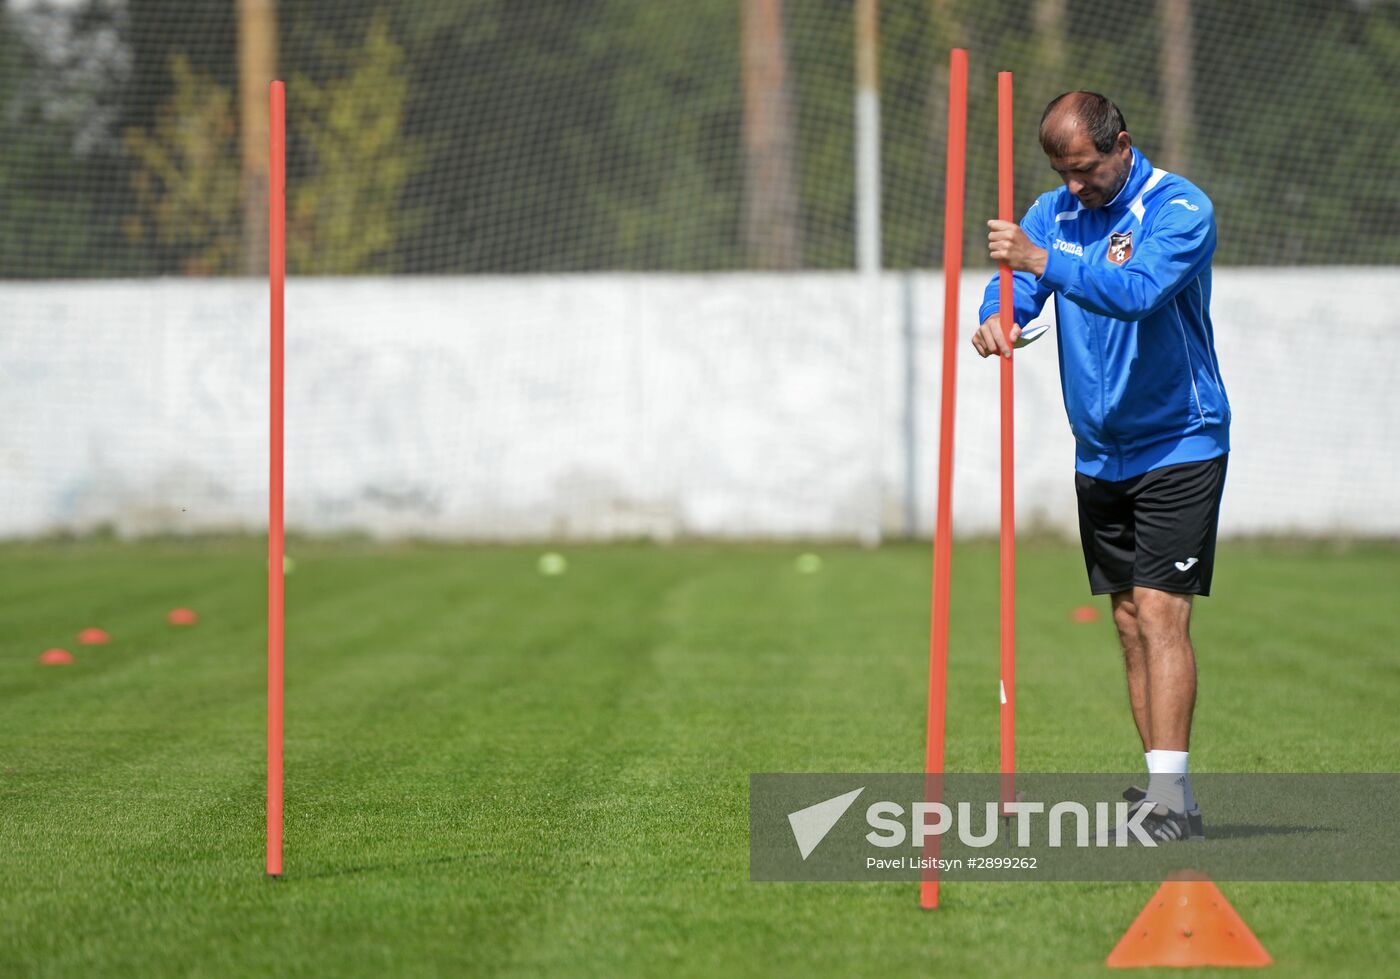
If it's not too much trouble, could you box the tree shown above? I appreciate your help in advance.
[1157,0,1193,174]
[238,0,278,275]
[122,15,420,276]
[286,14,419,274]
[123,55,241,275]
[741,0,802,268]
[0,0,141,277]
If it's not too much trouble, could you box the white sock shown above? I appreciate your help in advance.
[1145,750,1198,812]
[1145,749,1188,813]
[1148,749,1199,810]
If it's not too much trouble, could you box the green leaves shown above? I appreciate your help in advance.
[123,56,240,275]
[288,15,421,274]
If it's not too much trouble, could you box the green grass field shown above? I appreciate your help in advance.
[2,537,1397,977]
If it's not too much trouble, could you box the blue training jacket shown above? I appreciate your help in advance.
[980,148,1230,481]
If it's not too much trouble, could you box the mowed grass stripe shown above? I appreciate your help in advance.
[266,548,697,975]
[500,546,1131,977]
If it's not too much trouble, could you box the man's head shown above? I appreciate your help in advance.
[1039,92,1133,209]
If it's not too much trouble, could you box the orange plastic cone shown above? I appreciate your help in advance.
[78,627,111,645]
[1107,871,1272,968]
[167,608,199,626]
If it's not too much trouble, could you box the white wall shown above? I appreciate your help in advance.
[1,270,1395,540]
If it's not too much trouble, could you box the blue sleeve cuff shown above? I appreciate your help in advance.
[978,276,1000,323]
[1040,246,1071,292]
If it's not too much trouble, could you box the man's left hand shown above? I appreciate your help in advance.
[987,220,1048,277]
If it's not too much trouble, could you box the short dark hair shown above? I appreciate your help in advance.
[1039,92,1127,156]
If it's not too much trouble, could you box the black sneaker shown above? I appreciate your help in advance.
[1112,800,1191,845]
[1123,784,1204,840]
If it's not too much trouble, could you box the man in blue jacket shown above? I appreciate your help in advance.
[972,92,1230,843]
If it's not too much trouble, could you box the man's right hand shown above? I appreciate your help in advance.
[971,315,1022,359]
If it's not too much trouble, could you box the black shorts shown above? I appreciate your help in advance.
[1075,455,1228,597]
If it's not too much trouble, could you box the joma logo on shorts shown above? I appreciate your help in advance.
[1053,239,1084,256]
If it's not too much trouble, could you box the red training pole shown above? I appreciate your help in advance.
[921,46,967,912]
[996,71,1016,816]
[268,79,285,879]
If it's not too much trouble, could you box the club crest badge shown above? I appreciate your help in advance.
[1107,230,1133,265]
